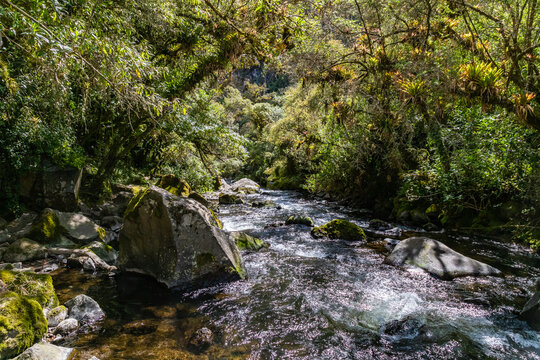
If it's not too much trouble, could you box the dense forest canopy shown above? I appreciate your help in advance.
[0,0,539,246]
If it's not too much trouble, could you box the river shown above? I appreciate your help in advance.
[52,189,540,359]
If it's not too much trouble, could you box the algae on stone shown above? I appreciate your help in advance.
[311,219,366,241]
[0,291,48,359]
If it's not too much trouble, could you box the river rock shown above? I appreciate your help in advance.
[65,294,105,324]
[0,292,48,359]
[188,327,214,352]
[230,178,260,194]
[311,220,366,241]
[47,305,68,328]
[189,192,210,208]
[251,200,276,208]
[219,193,243,205]
[29,209,106,245]
[12,342,73,360]
[82,241,117,265]
[231,232,268,251]
[520,290,540,330]
[369,219,391,230]
[2,238,48,263]
[156,174,191,197]
[53,318,79,335]
[118,186,245,288]
[285,215,314,227]
[384,237,502,280]
[0,270,58,309]
[6,213,38,240]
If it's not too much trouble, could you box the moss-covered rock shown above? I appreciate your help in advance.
[311,220,366,241]
[2,239,47,263]
[0,270,58,309]
[0,291,48,359]
[231,232,268,251]
[156,174,191,197]
[285,215,314,227]
[230,178,260,194]
[29,209,105,245]
[188,192,209,207]
[219,193,243,205]
[82,241,118,265]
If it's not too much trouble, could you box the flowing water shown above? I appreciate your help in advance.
[52,190,540,359]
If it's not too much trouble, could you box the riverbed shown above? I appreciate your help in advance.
[52,189,540,359]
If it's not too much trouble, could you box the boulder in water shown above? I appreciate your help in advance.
[65,294,105,324]
[231,232,268,251]
[384,237,501,280]
[311,219,366,241]
[188,327,214,353]
[218,193,243,205]
[286,215,314,227]
[156,174,191,197]
[118,186,245,288]
[82,241,117,265]
[11,342,73,360]
[520,290,540,330]
[46,305,68,328]
[230,178,260,194]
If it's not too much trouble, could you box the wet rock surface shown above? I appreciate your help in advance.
[385,237,502,279]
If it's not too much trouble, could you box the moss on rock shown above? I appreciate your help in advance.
[285,215,314,227]
[219,193,243,205]
[232,232,268,251]
[156,174,191,197]
[0,291,48,359]
[311,219,366,241]
[28,209,62,244]
[124,187,149,218]
[209,209,223,229]
[0,270,58,309]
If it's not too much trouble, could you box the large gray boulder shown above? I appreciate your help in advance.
[384,237,501,280]
[118,186,245,288]
[230,178,260,194]
[12,342,73,360]
[520,290,540,330]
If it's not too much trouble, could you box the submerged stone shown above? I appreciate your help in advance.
[384,237,502,280]
[119,186,246,288]
[311,219,366,241]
